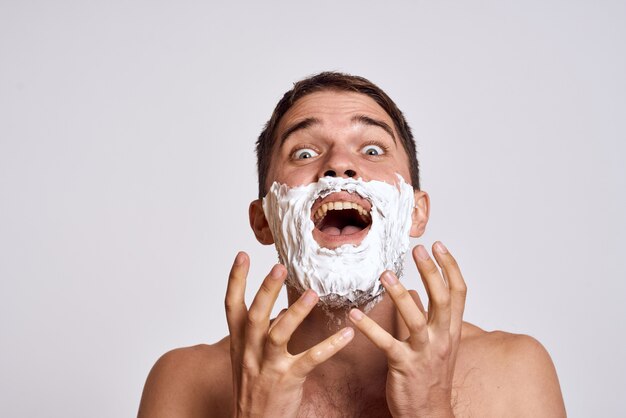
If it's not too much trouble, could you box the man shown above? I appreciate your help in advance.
[138,72,566,417]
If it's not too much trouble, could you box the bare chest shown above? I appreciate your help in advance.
[296,383,391,418]
[294,362,490,418]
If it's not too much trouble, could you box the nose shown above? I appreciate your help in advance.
[324,169,356,178]
[319,146,358,179]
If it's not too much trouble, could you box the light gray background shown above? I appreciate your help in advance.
[1,1,624,417]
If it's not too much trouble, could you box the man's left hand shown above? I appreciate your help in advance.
[349,241,467,418]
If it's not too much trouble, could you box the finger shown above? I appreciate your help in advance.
[432,241,467,340]
[291,327,354,377]
[348,309,403,360]
[380,271,428,345]
[225,252,250,346]
[268,308,288,333]
[245,264,287,353]
[267,290,318,352]
[412,245,451,334]
[409,289,426,316]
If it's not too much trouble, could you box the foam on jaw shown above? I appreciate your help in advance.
[262,175,415,308]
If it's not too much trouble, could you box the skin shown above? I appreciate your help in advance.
[138,91,566,417]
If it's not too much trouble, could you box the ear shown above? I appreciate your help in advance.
[249,199,275,245]
[410,190,430,238]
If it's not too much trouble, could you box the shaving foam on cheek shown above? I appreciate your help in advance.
[262,175,415,308]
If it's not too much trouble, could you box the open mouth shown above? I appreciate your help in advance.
[310,191,372,247]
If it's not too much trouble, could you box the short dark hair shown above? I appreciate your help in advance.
[255,71,420,198]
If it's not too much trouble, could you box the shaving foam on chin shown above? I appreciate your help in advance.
[262,175,415,308]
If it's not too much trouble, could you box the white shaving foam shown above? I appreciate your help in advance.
[262,175,415,308]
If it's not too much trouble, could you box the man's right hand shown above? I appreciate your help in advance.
[225,251,355,418]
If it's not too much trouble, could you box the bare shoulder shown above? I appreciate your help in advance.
[137,337,232,418]
[453,322,566,417]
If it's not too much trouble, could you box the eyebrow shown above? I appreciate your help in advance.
[352,115,396,144]
[280,117,321,145]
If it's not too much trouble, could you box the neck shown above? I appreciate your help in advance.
[286,287,409,385]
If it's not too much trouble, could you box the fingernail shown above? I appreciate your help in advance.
[381,271,398,286]
[340,327,354,339]
[349,309,364,321]
[435,241,448,254]
[234,252,245,265]
[270,264,283,279]
[302,289,317,305]
[416,245,430,261]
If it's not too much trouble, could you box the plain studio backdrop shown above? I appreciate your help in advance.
[1,1,625,417]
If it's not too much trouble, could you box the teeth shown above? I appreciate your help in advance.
[312,201,371,221]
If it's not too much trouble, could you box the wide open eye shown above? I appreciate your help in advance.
[361,144,385,156]
[292,148,319,160]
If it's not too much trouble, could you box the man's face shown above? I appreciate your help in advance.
[263,90,417,249]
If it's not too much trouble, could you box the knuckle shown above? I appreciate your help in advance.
[381,337,396,353]
[268,361,291,376]
[422,265,440,279]
[224,299,243,312]
[298,349,322,371]
[290,301,309,317]
[397,288,414,304]
[307,349,322,363]
[432,292,451,306]
[267,330,284,347]
[388,342,406,360]
[246,310,266,327]
[434,339,452,359]
[453,285,468,299]
[241,357,257,375]
[413,314,427,328]
[386,281,405,296]
[259,281,274,296]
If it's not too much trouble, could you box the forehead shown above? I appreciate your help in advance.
[276,90,396,135]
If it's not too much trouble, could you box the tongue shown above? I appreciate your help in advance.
[320,225,363,236]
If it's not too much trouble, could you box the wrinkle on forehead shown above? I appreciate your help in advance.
[277,91,399,140]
